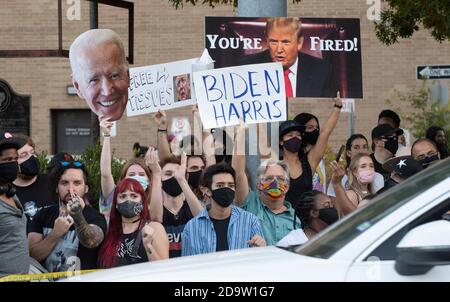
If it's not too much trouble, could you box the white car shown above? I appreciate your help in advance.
[67,157,450,282]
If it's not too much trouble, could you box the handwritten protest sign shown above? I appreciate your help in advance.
[127,58,198,117]
[193,62,286,129]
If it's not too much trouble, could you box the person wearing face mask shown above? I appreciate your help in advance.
[12,134,54,231]
[331,153,376,216]
[182,163,265,256]
[426,126,448,160]
[293,113,326,193]
[150,153,203,258]
[380,154,423,192]
[280,93,342,208]
[327,134,385,198]
[232,123,301,245]
[98,178,168,268]
[277,190,338,247]
[0,131,30,277]
[186,155,207,201]
[411,138,441,169]
[99,117,164,223]
[370,124,404,182]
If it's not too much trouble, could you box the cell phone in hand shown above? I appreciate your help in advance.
[336,144,345,162]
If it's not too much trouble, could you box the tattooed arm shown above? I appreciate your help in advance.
[67,194,104,249]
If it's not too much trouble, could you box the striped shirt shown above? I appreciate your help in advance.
[181,205,264,256]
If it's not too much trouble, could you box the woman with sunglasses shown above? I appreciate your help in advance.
[99,117,163,223]
[98,178,168,268]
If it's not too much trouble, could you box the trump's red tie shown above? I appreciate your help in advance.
[283,69,293,98]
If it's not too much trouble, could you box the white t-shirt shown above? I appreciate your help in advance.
[276,229,309,247]
[326,172,384,197]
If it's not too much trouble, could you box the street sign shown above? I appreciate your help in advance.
[417,65,450,80]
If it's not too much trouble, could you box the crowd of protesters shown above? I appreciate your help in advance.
[0,27,449,277]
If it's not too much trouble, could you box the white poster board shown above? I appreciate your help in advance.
[127,58,198,117]
[193,62,286,129]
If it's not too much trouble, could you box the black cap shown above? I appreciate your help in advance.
[383,156,423,179]
[47,152,74,172]
[0,131,27,151]
[279,120,306,139]
[371,124,404,140]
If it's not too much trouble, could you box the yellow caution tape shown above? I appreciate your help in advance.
[0,269,99,282]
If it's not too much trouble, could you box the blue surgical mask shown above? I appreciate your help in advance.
[129,175,149,191]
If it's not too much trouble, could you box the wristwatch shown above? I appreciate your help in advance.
[334,104,343,109]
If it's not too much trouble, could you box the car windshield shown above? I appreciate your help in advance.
[293,157,450,259]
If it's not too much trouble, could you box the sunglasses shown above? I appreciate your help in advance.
[60,161,84,168]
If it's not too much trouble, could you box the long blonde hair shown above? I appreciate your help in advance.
[347,153,375,199]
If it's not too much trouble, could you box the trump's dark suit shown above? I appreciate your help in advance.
[239,50,336,98]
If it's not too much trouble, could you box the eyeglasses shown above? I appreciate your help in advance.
[60,161,84,168]
[261,175,289,183]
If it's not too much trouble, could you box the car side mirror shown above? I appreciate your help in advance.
[395,220,450,276]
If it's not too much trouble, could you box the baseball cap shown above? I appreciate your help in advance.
[383,155,423,179]
[0,131,27,151]
[371,124,404,140]
[279,120,306,139]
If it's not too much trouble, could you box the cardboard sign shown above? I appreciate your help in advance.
[205,17,363,99]
[194,62,287,129]
[127,58,198,117]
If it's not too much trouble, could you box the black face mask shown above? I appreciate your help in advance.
[283,137,302,153]
[0,161,19,183]
[162,176,183,197]
[384,139,399,155]
[187,170,202,189]
[211,187,235,208]
[19,156,40,177]
[318,207,339,225]
[303,129,319,145]
[419,154,439,169]
[116,200,143,218]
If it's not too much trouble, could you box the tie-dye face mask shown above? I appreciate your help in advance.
[260,176,288,199]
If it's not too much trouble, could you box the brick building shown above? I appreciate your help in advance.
[1,0,449,159]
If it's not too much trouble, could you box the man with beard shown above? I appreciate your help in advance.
[12,134,54,231]
[28,161,106,272]
[182,163,265,256]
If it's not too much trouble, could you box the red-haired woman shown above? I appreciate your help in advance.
[98,178,169,268]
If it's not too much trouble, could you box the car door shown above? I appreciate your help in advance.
[345,195,450,281]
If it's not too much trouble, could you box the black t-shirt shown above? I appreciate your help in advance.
[370,153,390,182]
[15,174,55,233]
[286,158,313,209]
[28,204,107,272]
[210,216,231,252]
[162,201,193,258]
[116,229,148,267]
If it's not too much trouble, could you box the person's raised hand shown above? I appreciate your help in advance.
[174,152,187,181]
[145,147,161,174]
[154,110,167,130]
[99,116,113,137]
[334,91,342,108]
[141,223,154,250]
[330,160,346,184]
[52,216,73,238]
[67,188,85,216]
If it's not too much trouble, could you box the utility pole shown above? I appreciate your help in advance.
[89,1,100,144]
[238,0,287,188]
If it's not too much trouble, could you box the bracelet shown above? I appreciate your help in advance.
[103,134,111,137]
[157,128,167,132]
[334,104,343,109]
